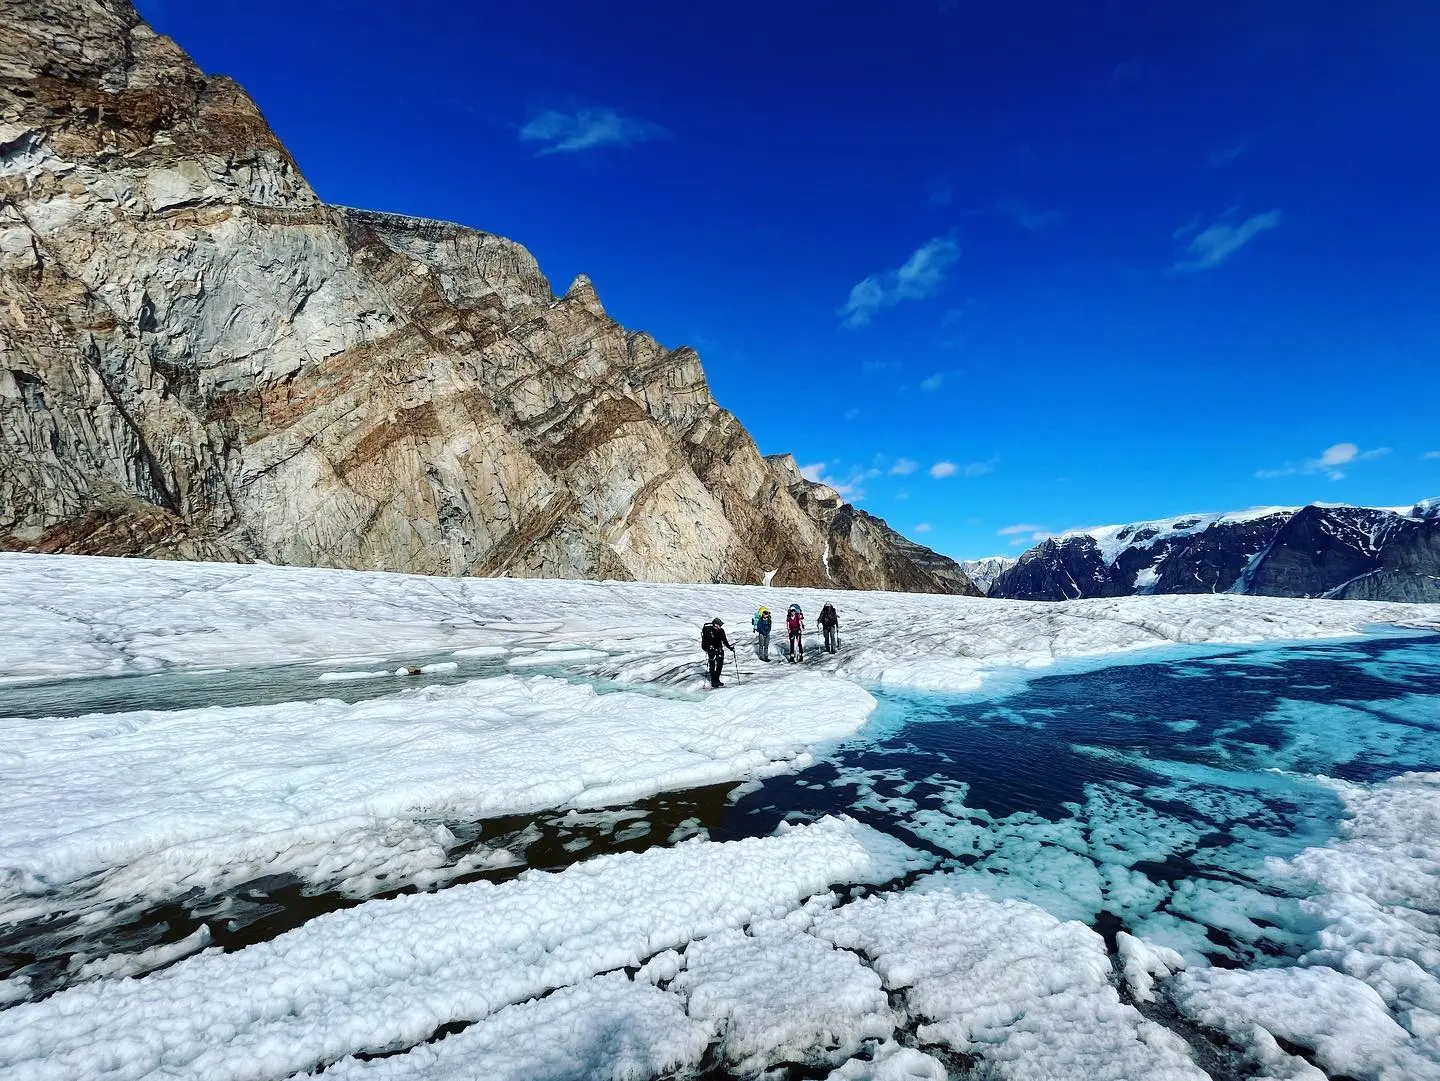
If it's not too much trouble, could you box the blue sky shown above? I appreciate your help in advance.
[137,0,1440,560]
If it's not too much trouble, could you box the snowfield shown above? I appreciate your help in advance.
[1,553,1439,1080]
[2,552,1436,688]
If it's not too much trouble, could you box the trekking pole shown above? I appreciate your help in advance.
[731,645,740,684]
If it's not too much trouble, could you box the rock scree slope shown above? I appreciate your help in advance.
[0,0,979,594]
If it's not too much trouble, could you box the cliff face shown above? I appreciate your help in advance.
[0,0,977,594]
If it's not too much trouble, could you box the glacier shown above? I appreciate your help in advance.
[1,552,1439,1080]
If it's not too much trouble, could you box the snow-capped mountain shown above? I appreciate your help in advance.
[989,501,1440,603]
[961,556,1017,594]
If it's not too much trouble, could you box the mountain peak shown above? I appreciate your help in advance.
[563,273,606,316]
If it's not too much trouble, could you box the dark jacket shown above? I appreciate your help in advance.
[701,623,732,653]
[819,605,839,628]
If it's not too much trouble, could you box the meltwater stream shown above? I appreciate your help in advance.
[4,633,1439,1013]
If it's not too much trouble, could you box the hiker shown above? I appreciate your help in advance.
[700,617,734,687]
[785,604,805,663]
[819,602,840,653]
[752,606,773,660]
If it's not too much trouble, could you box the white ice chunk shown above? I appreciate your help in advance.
[1172,965,1440,1081]
[672,922,895,1073]
[70,924,213,984]
[828,1040,948,1080]
[311,971,710,1081]
[0,817,929,1081]
[1116,930,1187,1004]
[810,890,1208,1080]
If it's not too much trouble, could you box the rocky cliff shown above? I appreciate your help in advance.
[989,501,1440,603]
[0,0,978,594]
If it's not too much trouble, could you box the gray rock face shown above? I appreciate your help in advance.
[990,502,1440,603]
[960,556,1016,595]
[0,0,977,594]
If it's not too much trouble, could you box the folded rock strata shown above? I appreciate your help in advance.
[0,0,978,594]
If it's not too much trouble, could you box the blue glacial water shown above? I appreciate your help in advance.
[6,632,1439,1002]
[702,631,1440,966]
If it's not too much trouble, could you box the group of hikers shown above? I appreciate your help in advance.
[699,602,841,688]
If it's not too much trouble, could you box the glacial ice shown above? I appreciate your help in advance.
[0,818,928,1081]
[1,554,1439,1080]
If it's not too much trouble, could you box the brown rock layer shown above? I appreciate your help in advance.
[0,0,979,595]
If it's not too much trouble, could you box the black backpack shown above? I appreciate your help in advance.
[701,623,717,652]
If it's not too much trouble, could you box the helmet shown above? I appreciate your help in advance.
[713,618,724,626]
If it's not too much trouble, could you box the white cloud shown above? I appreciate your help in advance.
[914,523,933,534]
[962,456,998,477]
[997,199,1062,230]
[1424,450,1440,460]
[839,235,960,329]
[998,523,1054,547]
[1256,442,1390,481]
[890,458,918,476]
[929,461,957,479]
[520,107,667,154]
[920,373,945,392]
[798,462,867,501]
[1173,210,1281,272]
[843,408,860,422]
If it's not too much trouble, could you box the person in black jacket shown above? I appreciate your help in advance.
[700,617,733,687]
[819,603,840,653]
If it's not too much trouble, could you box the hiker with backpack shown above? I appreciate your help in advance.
[785,604,805,663]
[819,603,840,653]
[752,606,773,660]
[700,617,735,688]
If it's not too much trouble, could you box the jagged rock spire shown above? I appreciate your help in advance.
[563,274,606,317]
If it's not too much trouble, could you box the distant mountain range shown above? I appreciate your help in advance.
[986,500,1440,603]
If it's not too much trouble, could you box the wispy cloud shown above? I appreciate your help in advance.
[843,408,860,422]
[861,359,901,374]
[1423,450,1440,461]
[929,456,996,480]
[920,373,946,392]
[890,458,919,476]
[998,199,1062,231]
[799,461,868,501]
[998,523,1054,547]
[1173,210,1281,272]
[839,235,960,329]
[1257,442,1391,481]
[1210,140,1248,165]
[914,522,933,533]
[520,106,667,155]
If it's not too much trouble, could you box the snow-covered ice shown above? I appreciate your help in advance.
[0,817,928,1081]
[0,673,876,923]
[3,553,1440,1079]
[810,889,1208,1079]
[2,553,1435,690]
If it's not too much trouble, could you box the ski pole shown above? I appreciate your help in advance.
[731,644,740,684]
